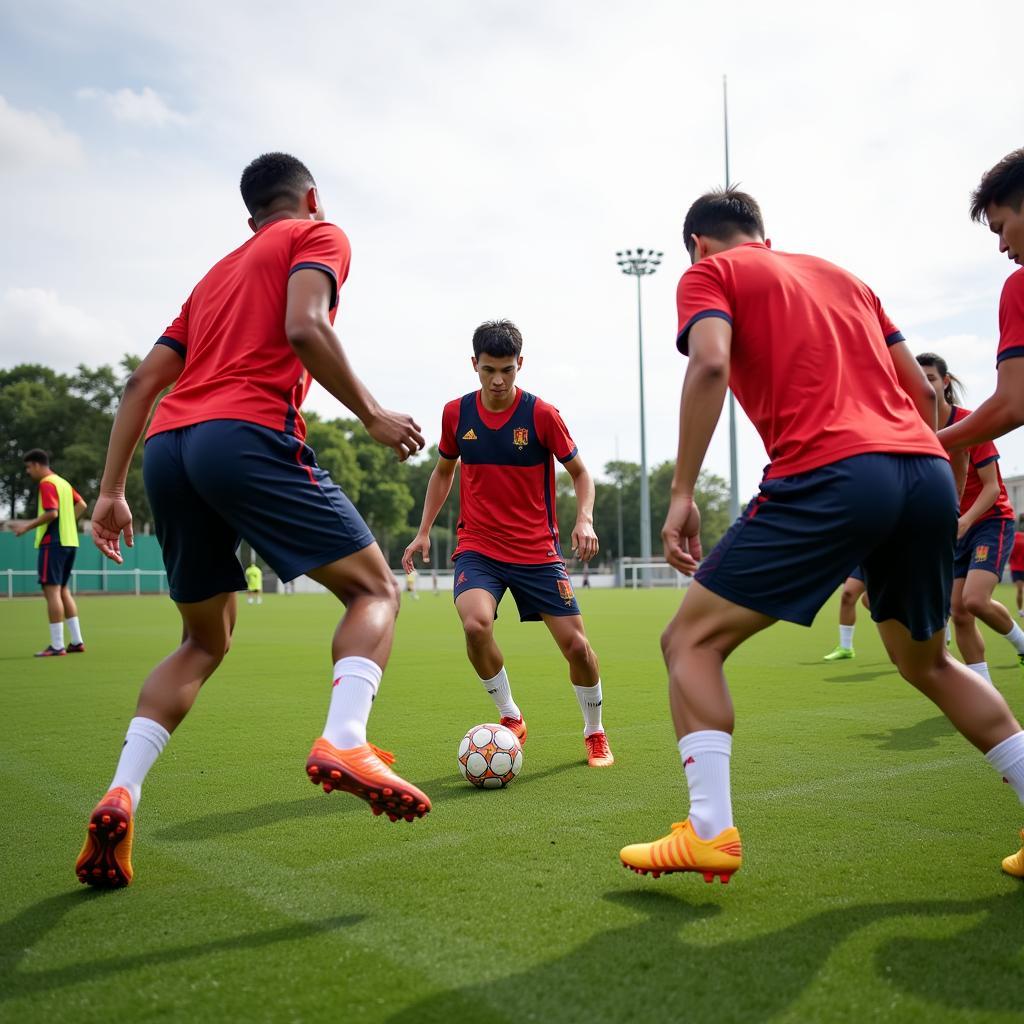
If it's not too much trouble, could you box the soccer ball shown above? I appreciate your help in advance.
[458,723,523,788]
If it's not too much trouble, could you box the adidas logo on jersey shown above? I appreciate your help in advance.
[462,429,478,440]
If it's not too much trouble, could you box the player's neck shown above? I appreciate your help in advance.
[479,386,518,413]
[938,398,954,426]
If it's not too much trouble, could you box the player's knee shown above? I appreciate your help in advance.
[562,631,592,665]
[463,616,493,646]
[961,592,990,619]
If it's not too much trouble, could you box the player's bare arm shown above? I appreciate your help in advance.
[402,455,458,572]
[939,359,1024,451]
[13,507,57,537]
[562,454,598,562]
[93,344,184,563]
[888,341,938,431]
[73,497,88,520]
[957,460,1001,539]
[663,316,731,575]
[285,269,424,461]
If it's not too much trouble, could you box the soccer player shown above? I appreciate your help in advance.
[401,320,613,767]
[619,189,1024,883]
[244,561,263,605]
[1010,522,1024,617]
[822,567,868,661]
[938,148,1024,452]
[76,152,430,890]
[14,449,87,656]
[405,567,419,601]
[918,353,1022,684]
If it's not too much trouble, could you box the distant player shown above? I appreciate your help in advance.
[402,320,613,767]
[77,153,430,890]
[822,567,868,661]
[14,449,87,656]
[405,568,419,601]
[1011,522,1024,617]
[939,148,1024,452]
[244,562,263,605]
[619,189,1024,883]
[918,353,1022,684]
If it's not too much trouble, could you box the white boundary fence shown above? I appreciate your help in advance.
[1,568,168,598]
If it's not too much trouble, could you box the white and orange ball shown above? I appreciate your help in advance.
[458,723,523,788]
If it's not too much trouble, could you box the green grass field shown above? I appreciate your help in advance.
[2,587,1023,1023]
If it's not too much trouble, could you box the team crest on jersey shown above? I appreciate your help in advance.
[974,545,990,563]
[557,579,574,604]
[512,427,529,450]
[462,429,478,441]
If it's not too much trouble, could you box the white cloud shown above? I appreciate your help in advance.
[0,95,82,169]
[76,86,188,127]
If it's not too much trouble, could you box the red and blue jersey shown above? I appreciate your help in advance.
[947,406,1014,521]
[997,267,1024,366]
[439,389,577,564]
[38,479,82,547]
[147,218,351,443]
[675,243,948,479]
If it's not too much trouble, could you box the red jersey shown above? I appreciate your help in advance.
[997,267,1024,366]
[438,389,577,564]
[1010,532,1024,573]
[947,406,1014,521]
[147,218,351,442]
[39,480,82,547]
[675,243,947,479]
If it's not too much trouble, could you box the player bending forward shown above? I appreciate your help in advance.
[402,320,613,767]
[77,153,430,890]
[619,189,1024,883]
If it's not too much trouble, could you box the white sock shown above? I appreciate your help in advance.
[66,616,83,645]
[839,625,854,649]
[678,730,733,840]
[573,681,604,738]
[49,621,65,650]
[110,717,170,811]
[967,661,993,684]
[479,667,520,720]
[945,621,952,644]
[985,731,1024,803]
[1002,621,1024,654]
[323,656,382,748]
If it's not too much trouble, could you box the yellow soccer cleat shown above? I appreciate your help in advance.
[76,787,134,888]
[1002,829,1024,878]
[620,819,742,883]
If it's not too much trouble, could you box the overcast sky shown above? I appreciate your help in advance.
[2,0,1022,499]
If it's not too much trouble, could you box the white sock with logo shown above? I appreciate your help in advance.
[110,717,171,811]
[67,616,83,645]
[985,732,1024,803]
[574,681,604,737]
[1002,621,1024,655]
[967,661,993,684]
[479,666,520,720]
[323,657,382,749]
[49,622,65,650]
[677,730,733,840]
[839,625,854,649]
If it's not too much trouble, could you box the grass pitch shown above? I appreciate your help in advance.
[1,586,1023,1023]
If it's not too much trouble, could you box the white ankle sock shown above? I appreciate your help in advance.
[66,616,83,645]
[945,621,952,644]
[479,667,520,720]
[49,622,64,650]
[110,717,170,811]
[1002,621,1024,654]
[323,657,382,749]
[967,661,993,684]
[573,681,604,737]
[678,730,733,840]
[985,731,1024,803]
[839,625,854,649]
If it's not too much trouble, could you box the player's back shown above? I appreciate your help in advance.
[148,218,350,442]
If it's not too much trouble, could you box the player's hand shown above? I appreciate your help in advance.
[12,523,30,537]
[366,409,425,462]
[571,519,599,562]
[92,494,134,564]
[956,515,970,540]
[402,534,430,573]
[662,494,702,575]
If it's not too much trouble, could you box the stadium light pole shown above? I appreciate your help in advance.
[724,74,740,521]
[616,247,662,576]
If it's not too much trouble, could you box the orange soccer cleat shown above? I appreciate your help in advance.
[305,738,431,822]
[499,714,528,744]
[620,819,742,883]
[1003,829,1024,878]
[585,731,615,767]
[76,787,134,888]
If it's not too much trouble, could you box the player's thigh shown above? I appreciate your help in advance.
[950,576,969,618]
[663,580,776,661]
[174,591,237,660]
[307,541,398,605]
[455,588,500,635]
[506,562,579,623]
[875,618,946,678]
[961,567,999,607]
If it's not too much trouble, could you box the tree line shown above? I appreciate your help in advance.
[1,360,733,569]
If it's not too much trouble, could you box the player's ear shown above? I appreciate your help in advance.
[306,186,320,219]
[471,355,479,371]
[764,237,772,249]
[247,216,258,234]
[516,355,523,370]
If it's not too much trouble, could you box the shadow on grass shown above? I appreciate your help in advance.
[0,889,363,1002]
[822,669,895,683]
[860,715,955,751]
[152,760,582,842]
[385,888,1023,1023]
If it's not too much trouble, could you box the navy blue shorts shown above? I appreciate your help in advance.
[848,565,865,583]
[695,453,956,641]
[954,518,1014,580]
[1012,570,1024,583]
[37,544,75,587]
[144,421,375,604]
[452,550,580,621]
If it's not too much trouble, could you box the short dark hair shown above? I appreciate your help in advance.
[682,188,765,259]
[916,352,965,406]
[970,148,1024,223]
[472,320,523,359]
[240,152,316,218]
[23,448,49,466]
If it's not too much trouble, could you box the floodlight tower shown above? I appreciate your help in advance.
[616,247,662,573]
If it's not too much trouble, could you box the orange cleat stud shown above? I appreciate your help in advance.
[704,871,715,883]
[401,794,412,804]
[322,783,333,793]
[719,873,731,884]
[101,815,110,825]
[382,788,393,798]
[330,770,341,779]
[88,823,97,831]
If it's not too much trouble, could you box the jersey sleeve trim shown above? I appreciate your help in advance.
[437,446,459,461]
[557,446,579,464]
[676,310,732,355]
[290,261,339,311]
[973,453,999,469]
[996,345,1024,365]
[885,330,905,346]
[156,336,186,358]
